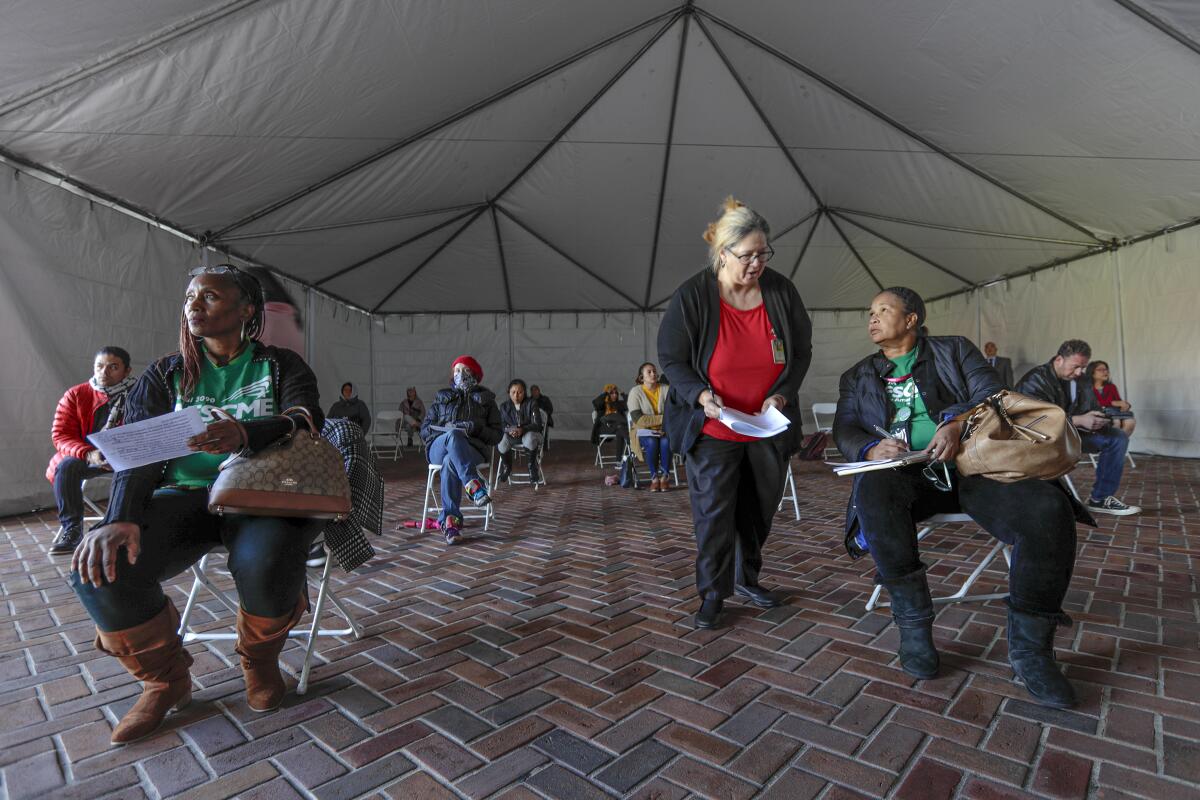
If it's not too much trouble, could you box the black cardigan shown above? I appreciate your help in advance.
[657,267,813,456]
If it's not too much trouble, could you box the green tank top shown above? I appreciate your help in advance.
[884,347,937,451]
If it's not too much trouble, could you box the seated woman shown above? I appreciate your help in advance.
[628,362,673,491]
[421,356,502,545]
[590,383,629,457]
[834,286,1090,709]
[71,264,325,745]
[397,387,425,447]
[1088,360,1136,436]
[497,379,545,485]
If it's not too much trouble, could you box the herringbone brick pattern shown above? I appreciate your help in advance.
[0,445,1196,799]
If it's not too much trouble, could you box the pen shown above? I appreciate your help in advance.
[873,425,898,440]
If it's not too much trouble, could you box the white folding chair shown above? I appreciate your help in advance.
[176,535,363,695]
[370,411,403,460]
[422,448,496,531]
[777,463,800,521]
[501,444,546,489]
[810,402,840,459]
[864,514,1012,611]
[593,411,621,468]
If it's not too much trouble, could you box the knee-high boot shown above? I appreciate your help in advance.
[235,595,306,712]
[878,566,940,679]
[1007,601,1077,708]
[95,602,193,745]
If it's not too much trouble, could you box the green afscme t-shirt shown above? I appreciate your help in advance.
[884,347,937,451]
[164,345,275,487]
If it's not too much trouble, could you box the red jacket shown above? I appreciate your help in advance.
[46,382,109,482]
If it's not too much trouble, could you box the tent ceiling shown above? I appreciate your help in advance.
[3,0,1199,312]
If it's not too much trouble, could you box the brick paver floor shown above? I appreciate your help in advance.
[1,444,1196,799]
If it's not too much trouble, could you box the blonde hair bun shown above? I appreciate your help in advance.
[703,197,770,271]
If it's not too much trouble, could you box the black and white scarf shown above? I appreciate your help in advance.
[89,374,138,430]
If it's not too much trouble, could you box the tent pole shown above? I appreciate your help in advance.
[826,214,884,291]
[304,288,315,362]
[975,290,982,346]
[1112,249,1128,396]
[368,315,377,432]
[788,211,822,282]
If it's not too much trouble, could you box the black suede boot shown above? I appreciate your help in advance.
[1007,602,1076,709]
[879,566,939,679]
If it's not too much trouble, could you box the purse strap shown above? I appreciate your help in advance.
[281,406,319,439]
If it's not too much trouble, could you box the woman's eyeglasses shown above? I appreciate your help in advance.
[922,460,953,492]
[189,264,260,298]
[725,246,775,265]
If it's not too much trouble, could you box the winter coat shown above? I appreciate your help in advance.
[46,382,110,482]
[1016,362,1098,417]
[328,396,372,434]
[421,385,503,458]
[499,399,544,434]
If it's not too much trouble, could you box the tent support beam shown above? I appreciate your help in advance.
[218,204,483,242]
[371,208,488,313]
[211,6,681,240]
[826,213,884,291]
[829,207,1095,247]
[0,0,264,120]
[696,8,1104,245]
[496,207,644,309]
[644,10,691,308]
[315,205,483,286]
[490,204,513,313]
[774,207,821,242]
[831,210,974,287]
[1110,0,1200,58]
[789,210,823,282]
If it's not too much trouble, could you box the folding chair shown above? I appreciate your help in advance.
[810,402,840,459]
[54,476,111,541]
[593,411,621,468]
[777,463,800,521]
[865,514,1012,611]
[500,444,546,490]
[176,534,363,695]
[422,448,496,531]
[369,411,403,460]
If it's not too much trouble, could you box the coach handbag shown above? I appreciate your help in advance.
[952,390,1080,482]
[208,406,352,520]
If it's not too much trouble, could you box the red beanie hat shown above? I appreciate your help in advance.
[451,355,483,382]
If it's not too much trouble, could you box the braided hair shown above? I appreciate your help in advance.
[880,286,928,336]
[178,265,265,402]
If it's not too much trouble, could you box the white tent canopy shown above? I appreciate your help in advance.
[3,1,1199,514]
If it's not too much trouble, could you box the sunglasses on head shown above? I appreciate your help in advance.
[189,264,260,296]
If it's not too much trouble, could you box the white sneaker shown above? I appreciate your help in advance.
[1086,495,1141,516]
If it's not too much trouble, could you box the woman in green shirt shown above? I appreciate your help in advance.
[71,265,325,745]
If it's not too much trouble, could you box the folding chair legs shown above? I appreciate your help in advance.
[865,539,1012,612]
[297,555,363,695]
[777,463,800,521]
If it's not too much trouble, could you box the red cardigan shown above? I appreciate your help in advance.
[1093,383,1122,407]
[46,382,108,482]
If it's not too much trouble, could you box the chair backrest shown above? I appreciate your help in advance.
[811,402,838,432]
[375,410,402,423]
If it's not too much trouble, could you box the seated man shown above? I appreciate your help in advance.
[46,346,135,555]
[530,384,553,444]
[497,379,545,484]
[983,341,1015,388]
[1017,339,1140,516]
[328,382,371,435]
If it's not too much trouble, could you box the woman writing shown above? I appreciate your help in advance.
[834,286,1090,708]
[71,265,325,745]
[628,362,673,491]
[659,198,812,630]
[1088,360,1135,436]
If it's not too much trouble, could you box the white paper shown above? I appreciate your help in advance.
[87,407,208,471]
[718,406,790,438]
[826,450,931,476]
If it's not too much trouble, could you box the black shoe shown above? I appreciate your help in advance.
[695,597,724,630]
[879,566,940,679]
[305,542,327,568]
[529,460,542,485]
[1008,604,1077,708]
[50,524,83,555]
[497,456,511,484]
[735,584,781,608]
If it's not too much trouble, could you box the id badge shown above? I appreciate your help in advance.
[771,337,785,364]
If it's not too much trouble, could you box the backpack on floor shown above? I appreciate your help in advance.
[798,431,831,461]
[618,455,639,488]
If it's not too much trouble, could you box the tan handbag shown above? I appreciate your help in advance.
[953,390,1080,482]
[208,407,352,520]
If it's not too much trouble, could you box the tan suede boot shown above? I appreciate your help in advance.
[235,596,306,712]
[95,603,193,745]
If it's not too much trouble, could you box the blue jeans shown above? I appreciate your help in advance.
[1079,427,1129,500]
[640,434,673,476]
[428,430,486,523]
[71,489,322,631]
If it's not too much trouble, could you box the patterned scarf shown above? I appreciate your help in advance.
[89,373,137,430]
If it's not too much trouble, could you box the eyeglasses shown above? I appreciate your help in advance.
[725,246,775,266]
[922,460,953,492]
[189,263,260,298]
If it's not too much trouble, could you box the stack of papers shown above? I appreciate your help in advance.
[87,407,207,471]
[825,450,931,476]
[718,406,790,438]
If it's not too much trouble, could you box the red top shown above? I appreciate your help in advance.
[46,382,109,482]
[1093,383,1122,407]
[701,299,786,442]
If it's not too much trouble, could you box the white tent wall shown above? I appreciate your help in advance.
[304,290,373,423]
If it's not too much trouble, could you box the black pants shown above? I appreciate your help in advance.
[686,436,786,600]
[855,466,1077,614]
[71,489,322,632]
[54,457,110,528]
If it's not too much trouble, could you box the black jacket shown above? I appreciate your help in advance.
[104,343,322,527]
[533,395,554,427]
[1016,362,1098,416]
[590,393,628,445]
[499,398,544,434]
[328,396,371,434]
[421,385,503,457]
[657,267,813,457]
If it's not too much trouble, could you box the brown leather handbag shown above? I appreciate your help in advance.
[952,390,1080,482]
[208,407,352,520]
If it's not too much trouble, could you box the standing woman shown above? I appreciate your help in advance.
[70,265,325,744]
[628,362,673,491]
[659,198,813,629]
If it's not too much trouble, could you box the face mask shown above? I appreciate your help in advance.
[454,371,477,391]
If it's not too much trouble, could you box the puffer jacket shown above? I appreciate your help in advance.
[421,385,503,458]
[46,382,110,482]
[1016,361,1098,416]
[499,398,544,434]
